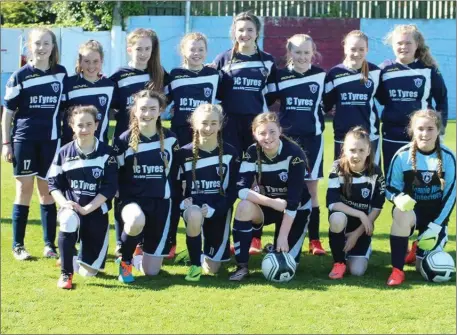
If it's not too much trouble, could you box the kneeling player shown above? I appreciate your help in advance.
[230,112,311,281]
[386,109,456,286]
[48,106,118,289]
[177,104,239,281]
[113,90,179,283]
[326,127,385,279]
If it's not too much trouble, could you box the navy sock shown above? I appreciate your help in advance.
[58,231,77,274]
[251,223,263,240]
[121,231,140,262]
[40,203,57,248]
[114,198,123,244]
[186,234,202,266]
[390,235,409,271]
[12,204,29,248]
[232,219,252,264]
[308,207,320,241]
[329,230,346,264]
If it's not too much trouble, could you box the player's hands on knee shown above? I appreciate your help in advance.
[2,144,13,163]
[180,197,193,210]
[358,212,373,236]
[393,193,416,212]
[343,230,360,253]
[270,198,287,212]
[201,204,208,217]
[62,200,81,212]
[418,222,441,251]
[276,234,289,253]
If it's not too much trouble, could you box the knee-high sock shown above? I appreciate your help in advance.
[308,207,320,241]
[40,203,57,248]
[186,234,202,266]
[329,230,346,263]
[121,231,140,263]
[232,219,252,264]
[12,204,29,248]
[114,198,123,244]
[390,235,409,271]
[58,231,77,274]
[251,223,263,240]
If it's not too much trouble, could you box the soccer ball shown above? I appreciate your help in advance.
[419,250,456,283]
[261,252,297,283]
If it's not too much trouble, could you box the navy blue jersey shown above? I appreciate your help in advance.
[324,62,381,141]
[237,140,311,215]
[326,160,386,215]
[377,59,448,141]
[268,65,326,136]
[177,142,240,217]
[113,128,179,200]
[213,49,277,115]
[4,63,67,141]
[47,139,118,211]
[386,143,456,226]
[164,66,220,127]
[62,74,116,143]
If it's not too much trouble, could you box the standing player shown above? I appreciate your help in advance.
[324,30,381,163]
[113,90,179,283]
[385,109,455,286]
[48,105,118,289]
[326,127,385,279]
[268,34,327,256]
[2,28,67,260]
[109,28,168,257]
[166,32,220,146]
[230,112,311,281]
[377,24,448,174]
[212,11,277,253]
[177,104,239,281]
[61,40,115,144]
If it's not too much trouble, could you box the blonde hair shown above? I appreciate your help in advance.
[343,30,369,83]
[179,32,208,66]
[384,24,437,67]
[407,109,444,190]
[338,126,375,198]
[189,104,225,195]
[27,28,59,73]
[75,40,104,75]
[127,28,164,91]
[128,90,168,168]
[286,34,321,66]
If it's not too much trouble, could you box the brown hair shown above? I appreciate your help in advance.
[286,34,321,66]
[27,28,59,73]
[75,40,104,75]
[189,104,225,195]
[67,105,99,138]
[179,32,208,66]
[339,126,375,198]
[407,109,444,190]
[127,28,164,91]
[128,90,168,168]
[384,24,437,67]
[343,30,369,83]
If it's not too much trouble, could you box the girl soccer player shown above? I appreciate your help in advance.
[268,34,327,256]
[113,90,179,283]
[2,28,67,260]
[212,11,277,253]
[324,30,382,163]
[230,112,311,281]
[61,40,115,145]
[385,109,455,286]
[48,105,118,289]
[176,103,239,282]
[326,127,385,279]
[165,32,220,146]
[378,24,448,174]
[109,28,168,256]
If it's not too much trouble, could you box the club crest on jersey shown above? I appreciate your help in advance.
[216,166,226,176]
[99,96,107,106]
[260,68,268,77]
[160,151,169,163]
[309,84,318,94]
[364,80,372,89]
[92,167,103,179]
[51,82,60,93]
[96,113,102,121]
[243,152,251,160]
[203,87,212,98]
[414,78,423,88]
[421,171,434,184]
[278,171,288,182]
[361,188,370,198]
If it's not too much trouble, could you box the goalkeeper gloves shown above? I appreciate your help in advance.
[393,193,416,212]
[418,222,442,251]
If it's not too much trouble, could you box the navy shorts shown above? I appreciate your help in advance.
[257,204,311,263]
[382,138,409,174]
[329,211,372,259]
[334,138,381,166]
[77,208,109,271]
[289,134,323,180]
[120,198,173,257]
[13,139,60,179]
[171,124,193,147]
[223,114,256,154]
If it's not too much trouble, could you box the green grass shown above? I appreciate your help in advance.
[1,121,456,334]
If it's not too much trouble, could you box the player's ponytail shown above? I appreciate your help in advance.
[157,116,168,169]
[217,130,225,196]
[191,129,200,193]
